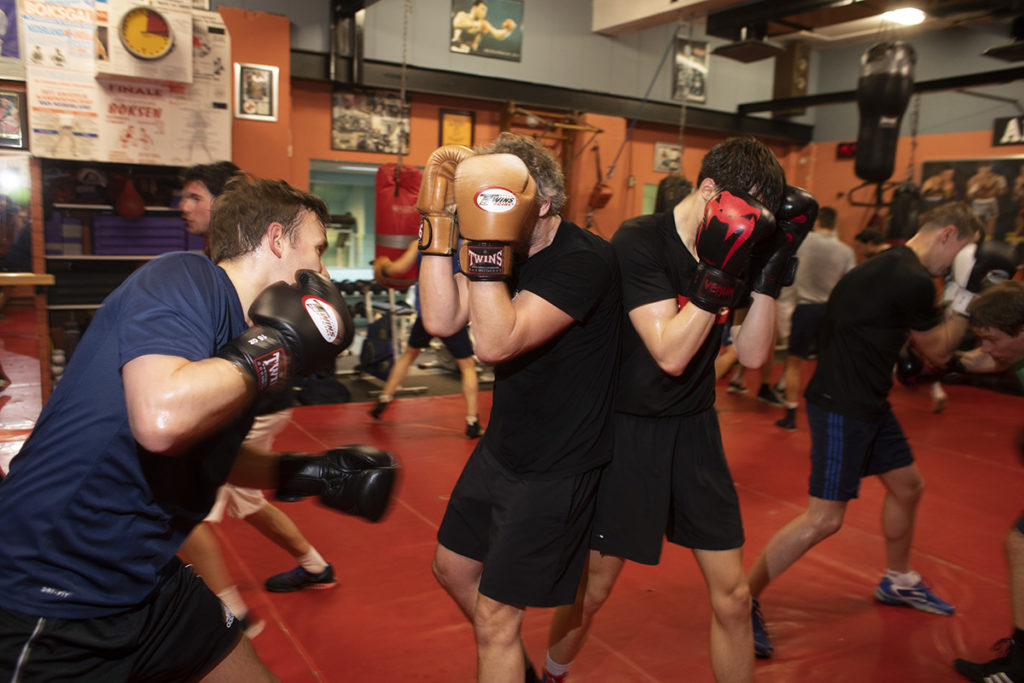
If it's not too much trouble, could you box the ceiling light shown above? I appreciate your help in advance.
[881,8,926,26]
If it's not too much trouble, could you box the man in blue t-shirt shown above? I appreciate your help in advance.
[0,176,374,681]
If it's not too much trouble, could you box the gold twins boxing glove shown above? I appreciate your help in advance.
[416,144,475,256]
[454,153,539,281]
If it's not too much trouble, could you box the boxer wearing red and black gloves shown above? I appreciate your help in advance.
[420,133,621,682]
[544,137,786,683]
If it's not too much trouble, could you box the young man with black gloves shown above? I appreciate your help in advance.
[0,177,395,681]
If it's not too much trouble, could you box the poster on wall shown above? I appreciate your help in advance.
[672,38,708,103]
[920,157,1024,241]
[0,0,25,80]
[331,89,409,154]
[449,0,522,62]
[22,1,230,165]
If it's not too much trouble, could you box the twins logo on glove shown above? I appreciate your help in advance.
[302,296,344,345]
[474,187,519,213]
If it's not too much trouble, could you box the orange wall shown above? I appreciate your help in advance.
[226,9,1020,249]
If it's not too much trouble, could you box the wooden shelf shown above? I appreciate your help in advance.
[0,272,55,286]
[47,304,102,311]
[52,203,181,213]
[45,254,158,261]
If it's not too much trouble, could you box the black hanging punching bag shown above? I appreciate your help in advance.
[888,179,923,242]
[854,41,916,183]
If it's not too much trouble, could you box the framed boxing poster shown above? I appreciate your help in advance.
[331,88,410,154]
[234,63,278,122]
[654,142,682,173]
[0,89,27,150]
[672,38,708,103]
[920,156,1024,241]
[450,0,523,62]
[439,108,474,147]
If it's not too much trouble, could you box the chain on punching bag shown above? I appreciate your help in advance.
[854,41,916,184]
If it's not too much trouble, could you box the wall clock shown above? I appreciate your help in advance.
[119,6,174,60]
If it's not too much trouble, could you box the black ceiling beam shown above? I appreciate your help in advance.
[291,50,814,144]
[705,0,850,40]
[738,65,1024,114]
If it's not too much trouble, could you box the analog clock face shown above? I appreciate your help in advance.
[119,7,174,60]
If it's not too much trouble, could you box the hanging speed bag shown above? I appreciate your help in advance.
[374,164,423,290]
[854,41,916,184]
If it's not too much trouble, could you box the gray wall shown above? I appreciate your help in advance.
[214,0,1022,144]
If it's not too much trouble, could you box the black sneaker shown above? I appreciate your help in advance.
[465,421,483,439]
[955,637,1024,682]
[265,563,337,593]
[370,400,389,419]
[774,417,796,431]
[757,385,785,407]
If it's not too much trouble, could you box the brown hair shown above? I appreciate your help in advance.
[209,175,329,263]
[696,136,786,214]
[478,132,566,215]
[968,280,1024,336]
[916,201,983,241]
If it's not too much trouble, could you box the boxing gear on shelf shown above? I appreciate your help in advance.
[949,240,1018,316]
[276,445,398,522]
[750,185,818,298]
[690,190,775,313]
[417,145,476,256]
[454,153,540,281]
[218,270,354,392]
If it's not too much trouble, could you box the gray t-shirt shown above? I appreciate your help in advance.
[792,231,856,304]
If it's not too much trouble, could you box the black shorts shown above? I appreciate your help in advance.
[787,303,826,359]
[437,442,601,608]
[591,409,745,564]
[407,316,473,359]
[0,558,242,682]
[807,401,914,502]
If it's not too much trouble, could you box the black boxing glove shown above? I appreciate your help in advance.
[750,185,818,298]
[691,190,776,313]
[276,445,398,522]
[218,270,354,392]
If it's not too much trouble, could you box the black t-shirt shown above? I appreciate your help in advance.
[483,219,621,479]
[612,212,727,417]
[805,245,942,418]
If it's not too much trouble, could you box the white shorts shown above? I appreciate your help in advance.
[204,408,293,523]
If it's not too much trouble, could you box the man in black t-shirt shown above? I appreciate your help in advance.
[418,133,621,682]
[748,202,986,658]
[543,137,792,683]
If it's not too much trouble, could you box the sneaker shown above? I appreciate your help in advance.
[774,417,796,432]
[465,421,483,439]
[955,637,1024,683]
[874,573,955,615]
[238,614,265,639]
[370,400,389,419]
[265,563,337,593]
[541,671,568,683]
[726,380,747,394]
[752,597,773,658]
[757,385,785,407]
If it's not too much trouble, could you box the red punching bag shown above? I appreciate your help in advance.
[855,41,916,184]
[374,164,422,290]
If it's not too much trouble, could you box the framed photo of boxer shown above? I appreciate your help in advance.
[439,109,474,147]
[672,39,708,103]
[449,0,523,62]
[0,90,27,150]
[330,88,410,154]
[234,63,278,121]
[920,156,1024,241]
[654,142,682,173]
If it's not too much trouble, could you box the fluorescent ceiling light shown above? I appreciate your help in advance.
[881,8,926,26]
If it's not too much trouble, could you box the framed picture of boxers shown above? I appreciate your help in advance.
[0,89,28,150]
[920,156,1024,241]
[330,88,410,154]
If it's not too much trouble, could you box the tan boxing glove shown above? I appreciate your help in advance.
[454,153,539,281]
[416,144,475,255]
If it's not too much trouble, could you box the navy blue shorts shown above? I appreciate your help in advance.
[787,303,826,359]
[807,402,914,501]
[437,443,601,608]
[407,316,473,359]
[0,558,241,682]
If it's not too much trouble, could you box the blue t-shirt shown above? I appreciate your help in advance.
[0,252,254,618]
